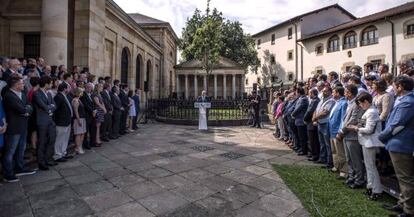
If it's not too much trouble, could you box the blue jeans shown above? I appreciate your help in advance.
[2,132,28,178]
[318,123,332,166]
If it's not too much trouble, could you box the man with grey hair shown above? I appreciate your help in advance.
[197,90,209,102]
[316,81,325,99]
[3,58,20,81]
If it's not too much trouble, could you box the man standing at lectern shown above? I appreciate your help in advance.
[197,90,210,102]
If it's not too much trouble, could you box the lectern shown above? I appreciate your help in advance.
[194,102,211,130]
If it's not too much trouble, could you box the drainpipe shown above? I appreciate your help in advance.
[296,42,304,81]
[385,17,396,75]
[294,23,298,81]
[159,53,164,99]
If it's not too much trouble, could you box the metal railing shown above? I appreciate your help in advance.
[148,99,254,121]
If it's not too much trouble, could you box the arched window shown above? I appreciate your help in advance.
[121,47,129,84]
[361,26,378,46]
[343,31,357,49]
[145,60,152,92]
[135,54,142,89]
[327,35,340,52]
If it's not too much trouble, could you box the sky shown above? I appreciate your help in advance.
[113,0,412,36]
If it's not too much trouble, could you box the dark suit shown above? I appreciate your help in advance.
[291,95,309,153]
[304,97,320,159]
[197,96,210,102]
[81,92,96,147]
[111,93,122,138]
[119,90,129,134]
[33,89,57,166]
[251,95,261,127]
[2,90,32,178]
[101,90,113,139]
[53,93,72,127]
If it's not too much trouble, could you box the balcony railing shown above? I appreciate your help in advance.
[327,47,340,53]
[361,38,378,46]
[343,42,357,49]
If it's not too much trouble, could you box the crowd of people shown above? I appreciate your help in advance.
[271,59,414,217]
[0,57,141,183]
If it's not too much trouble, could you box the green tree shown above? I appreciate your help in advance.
[180,4,259,70]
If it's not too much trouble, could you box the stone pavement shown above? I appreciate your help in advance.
[0,123,313,217]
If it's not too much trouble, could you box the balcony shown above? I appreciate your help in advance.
[327,47,339,53]
[343,42,357,49]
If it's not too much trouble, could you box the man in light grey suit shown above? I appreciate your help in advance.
[337,84,365,189]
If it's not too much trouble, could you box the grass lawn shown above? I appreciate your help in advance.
[273,164,397,217]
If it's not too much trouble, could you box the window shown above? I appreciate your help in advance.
[316,69,323,74]
[271,34,275,45]
[370,59,382,71]
[361,26,378,46]
[287,50,293,61]
[327,35,340,52]
[270,54,275,64]
[257,39,261,49]
[24,33,40,58]
[288,28,292,39]
[315,44,323,55]
[408,24,414,36]
[288,73,294,81]
[246,78,249,85]
[343,31,357,49]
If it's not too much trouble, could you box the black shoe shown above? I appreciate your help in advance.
[102,138,109,142]
[38,164,49,171]
[92,143,102,147]
[46,162,58,166]
[315,160,326,164]
[15,169,36,177]
[349,183,364,189]
[55,158,67,163]
[297,152,307,156]
[109,136,117,140]
[63,155,74,159]
[3,176,19,183]
[368,193,382,201]
[363,189,373,196]
[336,175,346,180]
[383,204,403,212]
[344,179,354,185]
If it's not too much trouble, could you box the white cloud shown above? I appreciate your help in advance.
[114,0,412,36]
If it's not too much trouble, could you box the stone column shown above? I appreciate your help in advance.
[185,74,189,99]
[203,75,207,92]
[214,74,217,99]
[40,0,68,66]
[232,74,236,99]
[176,75,180,97]
[223,75,227,99]
[241,74,245,98]
[194,75,198,97]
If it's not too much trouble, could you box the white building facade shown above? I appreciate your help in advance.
[247,2,414,90]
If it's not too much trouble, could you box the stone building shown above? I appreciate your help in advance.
[247,2,414,89]
[175,57,245,100]
[0,0,178,99]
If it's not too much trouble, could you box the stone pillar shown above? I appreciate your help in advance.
[241,74,245,98]
[203,75,207,92]
[40,0,68,66]
[176,75,180,97]
[194,75,198,97]
[223,75,227,99]
[214,74,217,99]
[232,74,236,99]
[185,74,189,99]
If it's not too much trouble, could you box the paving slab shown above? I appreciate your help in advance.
[138,191,189,215]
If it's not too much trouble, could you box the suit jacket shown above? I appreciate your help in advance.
[304,97,320,130]
[3,90,32,134]
[33,89,56,126]
[80,92,95,121]
[328,97,348,138]
[340,98,364,140]
[101,90,113,112]
[358,106,384,148]
[53,92,72,126]
[197,96,210,102]
[291,95,309,126]
[111,93,123,111]
[379,93,414,154]
[119,90,129,109]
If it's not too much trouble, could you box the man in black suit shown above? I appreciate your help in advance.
[81,82,97,148]
[53,83,72,162]
[2,76,35,182]
[3,58,20,81]
[33,76,57,170]
[101,83,113,141]
[119,84,129,135]
[111,86,123,139]
[250,91,262,128]
[197,90,210,102]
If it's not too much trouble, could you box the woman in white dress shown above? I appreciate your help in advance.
[128,90,136,132]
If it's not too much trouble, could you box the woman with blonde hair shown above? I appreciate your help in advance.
[72,88,87,154]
